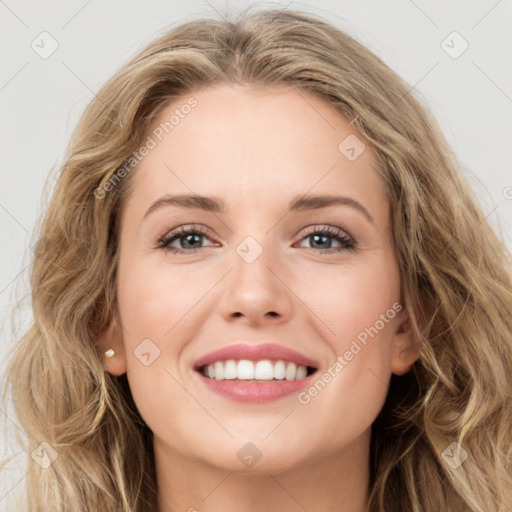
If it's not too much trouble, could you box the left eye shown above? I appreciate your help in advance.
[157,225,214,254]
[157,225,356,254]
[296,226,355,252]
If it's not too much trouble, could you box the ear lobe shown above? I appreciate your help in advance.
[391,312,422,376]
[97,315,127,376]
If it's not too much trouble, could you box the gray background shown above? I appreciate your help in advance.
[1,0,511,508]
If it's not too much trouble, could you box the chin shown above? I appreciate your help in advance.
[190,436,313,474]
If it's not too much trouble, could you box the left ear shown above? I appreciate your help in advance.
[391,309,422,376]
[96,310,128,377]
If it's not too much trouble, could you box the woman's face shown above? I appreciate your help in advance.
[102,83,418,473]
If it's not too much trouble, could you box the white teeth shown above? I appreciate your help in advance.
[224,360,237,379]
[285,362,297,381]
[202,359,311,381]
[296,365,307,379]
[273,360,286,379]
[237,359,254,380]
[254,360,274,380]
[214,361,224,380]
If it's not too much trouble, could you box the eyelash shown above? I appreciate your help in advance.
[156,224,356,255]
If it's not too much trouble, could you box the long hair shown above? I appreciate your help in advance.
[2,7,511,511]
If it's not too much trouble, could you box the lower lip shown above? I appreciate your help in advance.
[195,371,317,403]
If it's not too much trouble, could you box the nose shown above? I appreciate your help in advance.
[218,238,294,327]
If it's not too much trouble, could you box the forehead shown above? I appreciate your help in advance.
[125,83,387,221]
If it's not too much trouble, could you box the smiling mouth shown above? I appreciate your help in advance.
[197,359,318,381]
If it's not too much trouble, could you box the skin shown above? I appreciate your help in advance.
[98,83,421,512]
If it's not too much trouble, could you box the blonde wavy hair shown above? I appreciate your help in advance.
[2,6,512,512]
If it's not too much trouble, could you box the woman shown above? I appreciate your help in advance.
[2,7,511,512]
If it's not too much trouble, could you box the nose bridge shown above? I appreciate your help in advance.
[219,227,293,321]
[229,202,279,266]
[232,230,279,289]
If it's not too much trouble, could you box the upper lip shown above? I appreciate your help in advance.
[193,343,319,370]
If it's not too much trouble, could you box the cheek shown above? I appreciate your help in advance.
[294,254,400,350]
[117,269,203,440]
[117,255,212,340]
[292,257,400,422]
[115,253,225,424]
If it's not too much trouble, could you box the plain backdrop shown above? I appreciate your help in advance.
[1,0,511,508]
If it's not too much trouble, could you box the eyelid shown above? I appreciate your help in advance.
[156,223,353,242]
[156,224,214,248]
[296,224,356,250]
[300,224,352,238]
[156,223,357,255]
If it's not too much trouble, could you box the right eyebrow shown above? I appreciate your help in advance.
[143,194,226,219]
[142,192,375,226]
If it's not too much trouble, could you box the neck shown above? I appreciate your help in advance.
[155,428,371,512]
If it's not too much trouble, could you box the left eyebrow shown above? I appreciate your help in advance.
[143,193,374,225]
[288,194,375,225]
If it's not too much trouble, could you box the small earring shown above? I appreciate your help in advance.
[105,349,115,358]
